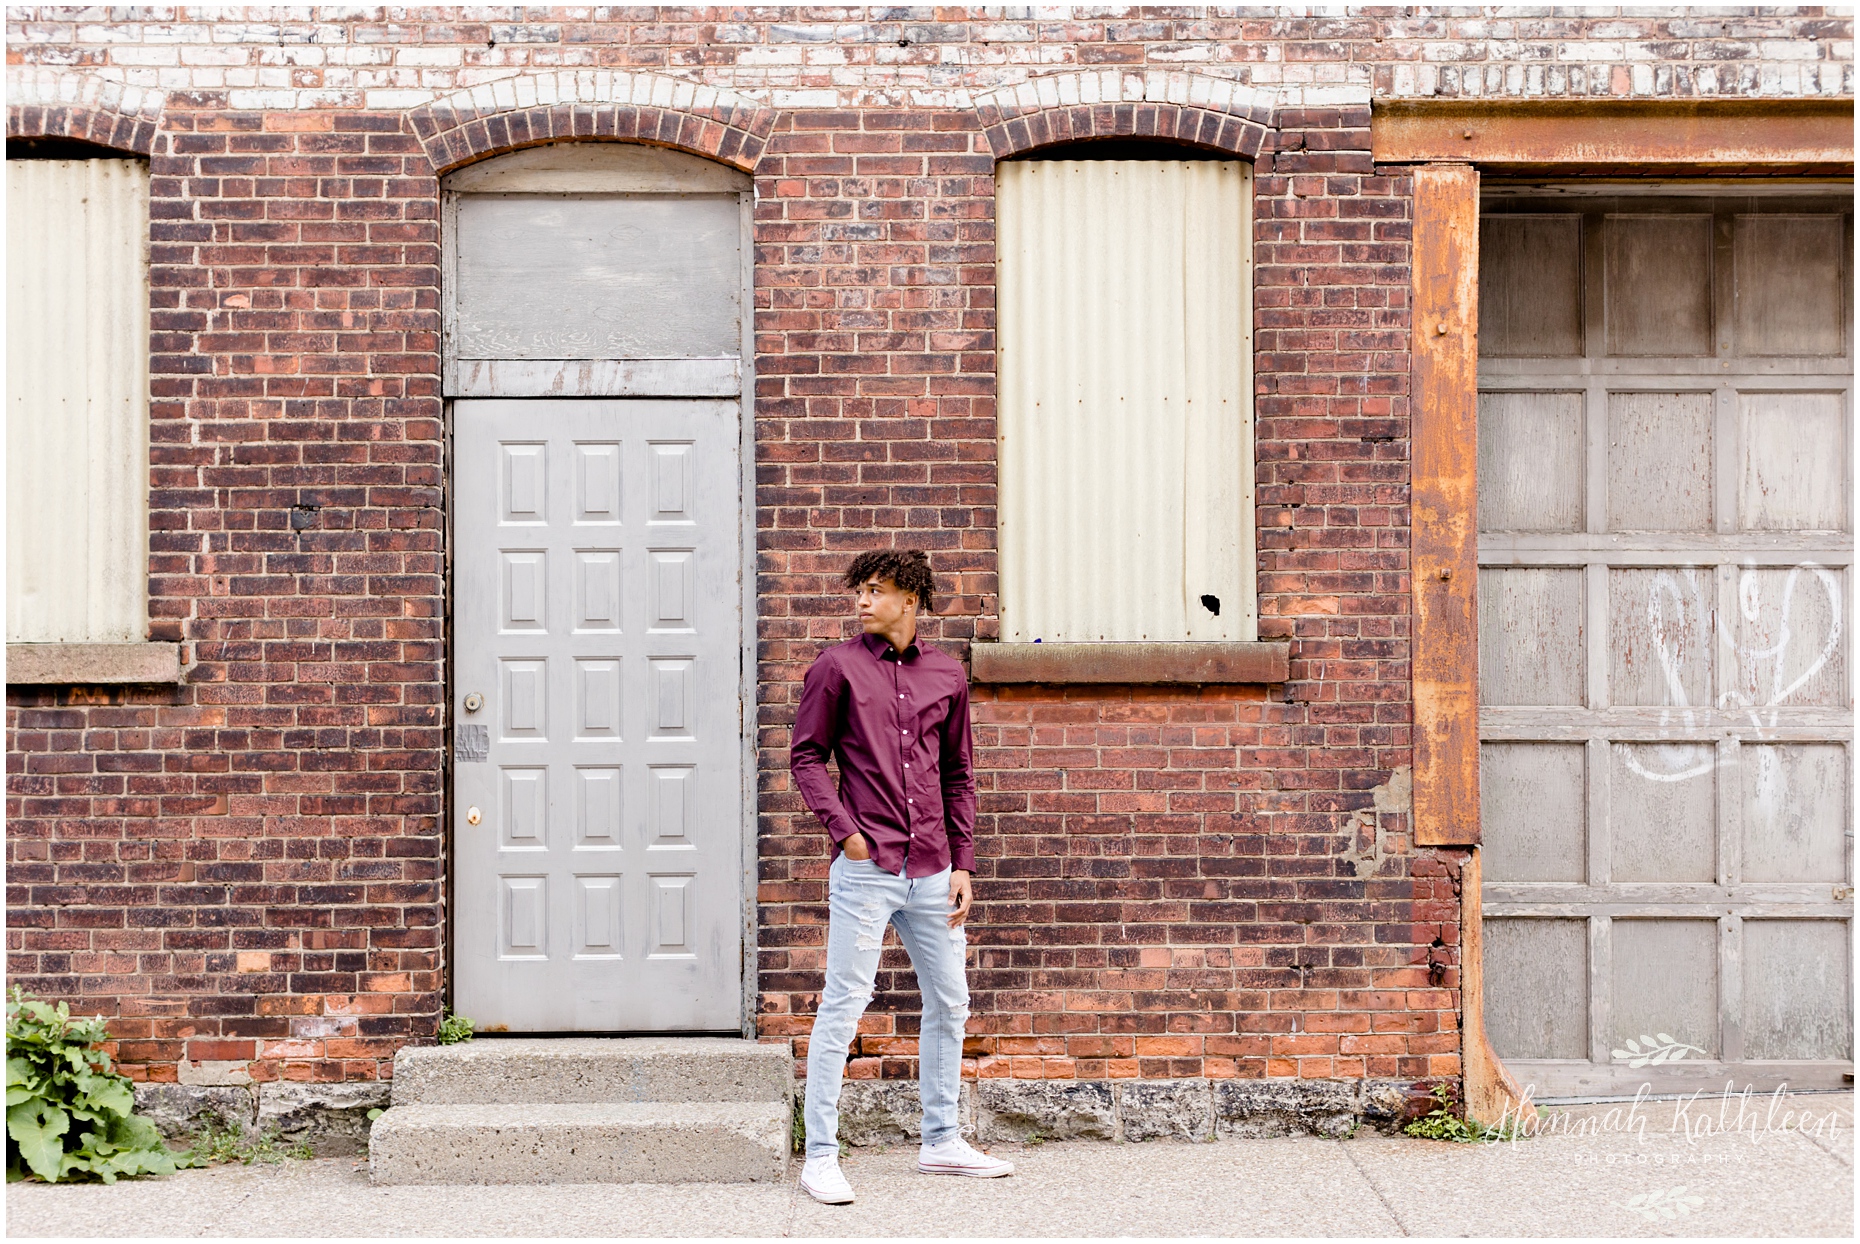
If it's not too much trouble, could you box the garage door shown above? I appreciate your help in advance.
[1477,189,1854,1096]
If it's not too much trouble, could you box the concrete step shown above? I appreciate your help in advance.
[389,1037,792,1106]
[368,1101,790,1185]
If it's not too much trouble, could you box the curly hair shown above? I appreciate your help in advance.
[843,549,936,614]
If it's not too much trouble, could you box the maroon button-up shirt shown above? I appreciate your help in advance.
[790,632,977,878]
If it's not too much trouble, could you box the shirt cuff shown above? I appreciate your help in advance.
[825,814,861,845]
[951,846,977,873]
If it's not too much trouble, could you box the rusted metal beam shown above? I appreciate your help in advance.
[1373,98,1854,170]
[1410,163,1481,848]
[969,640,1290,685]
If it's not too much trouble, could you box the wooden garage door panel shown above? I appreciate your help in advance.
[1604,214,1713,357]
[1478,391,1585,532]
[1479,190,1854,1097]
[1606,392,1714,532]
[1481,742,1586,883]
[1740,392,1848,530]
[1486,918,1589,1061]
[1480,567,1585,706]
[1742,744,1849,883]
[1479,214,1584,358]
[1608,567,1714,709]
[1734,215,1848,357]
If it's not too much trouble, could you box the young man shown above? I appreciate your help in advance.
[788,549,1014,1204]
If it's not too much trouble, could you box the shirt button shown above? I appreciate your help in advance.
[901,730,908,737]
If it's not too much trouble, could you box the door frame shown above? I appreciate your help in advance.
[1378,98,1856,1119]
[435,140,761,1035]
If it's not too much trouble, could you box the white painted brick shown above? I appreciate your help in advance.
[106,46,181,66]
[364,89,437,109]
[75,24,142,43]
[735,47,805,66]
[1759,39,1823,62]
[223,88,305,110]
[768,89,840,108]
[179,46,252,66]
[393,47,465,68]
[141,24,212,45]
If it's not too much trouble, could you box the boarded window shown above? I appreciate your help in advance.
[5,157,150,642]
[997,158,1255,642]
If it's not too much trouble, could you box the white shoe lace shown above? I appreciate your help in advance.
[924,1135,984,1160]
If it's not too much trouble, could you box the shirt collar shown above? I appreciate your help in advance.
[860,631,920,663]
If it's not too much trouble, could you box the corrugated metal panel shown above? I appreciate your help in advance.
[5,158,150,643]
[997,158,1254,643]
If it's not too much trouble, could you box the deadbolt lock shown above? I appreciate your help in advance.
[463,693,483,713]
[466,806,482,826]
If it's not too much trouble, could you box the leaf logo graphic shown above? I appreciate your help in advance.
[1611,1032,1706,1067]
[1625,1186,1705,1221]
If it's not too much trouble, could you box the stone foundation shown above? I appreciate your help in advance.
[827,1078,1427,1146]
[132,1082,390,1155]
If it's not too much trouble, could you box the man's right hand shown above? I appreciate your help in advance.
[840,831,871,861]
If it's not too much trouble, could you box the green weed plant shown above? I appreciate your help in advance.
[437,1009,476,1045]
[5,988,189,1183]
[189,1119,313,1165]
[1401,1084,1535,1143]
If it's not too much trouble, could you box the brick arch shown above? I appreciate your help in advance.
[411,71,777,175]
[4,69,164,155]
[973,70,1276,161]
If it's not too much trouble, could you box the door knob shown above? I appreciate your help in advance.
[463,693,484,713]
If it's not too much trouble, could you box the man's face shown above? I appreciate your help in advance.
[855,575,917,634]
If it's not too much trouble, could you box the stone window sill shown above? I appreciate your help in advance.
[969,641,1292,685]
[6,642,185,685]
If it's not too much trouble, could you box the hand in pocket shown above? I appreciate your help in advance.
[841,831,872,861]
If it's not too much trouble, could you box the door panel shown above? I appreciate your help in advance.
[453,398,743,1031]
[1478,191,1855,1096]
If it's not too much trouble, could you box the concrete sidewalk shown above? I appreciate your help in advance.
[7,1095,1853,1238]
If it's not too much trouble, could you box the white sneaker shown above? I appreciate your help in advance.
[799,1155,855,1204]
[917,1135,1015,1178]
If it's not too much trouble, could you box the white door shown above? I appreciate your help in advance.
[453,398,743,1031]
[1477,190,1854,1095]
[443,143,751,1033]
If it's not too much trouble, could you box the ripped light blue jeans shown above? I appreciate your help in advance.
[804,854,969,1159]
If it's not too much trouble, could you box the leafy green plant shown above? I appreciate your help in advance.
[188,1120,311,1166]
[1401,1084,1536,1143]
[6,988,189,1183]
[437,1008,475,1045]
[1402,1085,1481,1142]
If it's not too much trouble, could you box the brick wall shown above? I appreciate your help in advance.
[5,7,1850,1091]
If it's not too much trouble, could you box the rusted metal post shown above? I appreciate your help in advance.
[1410,163,1481,850]
[1409,162,1531,1127]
